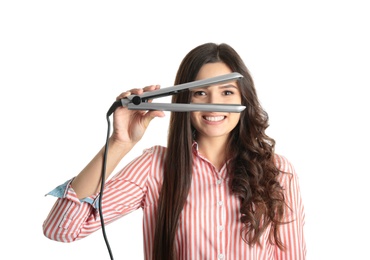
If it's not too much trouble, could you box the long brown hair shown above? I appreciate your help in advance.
[153,43,287,259]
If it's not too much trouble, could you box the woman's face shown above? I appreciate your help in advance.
[190,62,242,141]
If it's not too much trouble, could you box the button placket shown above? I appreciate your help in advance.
[215,176,225,259]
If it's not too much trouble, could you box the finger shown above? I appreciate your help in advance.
[143,85,160,92]
[141,85,161,103]
[116,91,131,100]
[142,110,165,128]
[116,88,144,100]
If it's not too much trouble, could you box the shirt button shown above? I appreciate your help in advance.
[219,225,224,231]
[218,201,223,206]
[216,179,222,185]
[218,253,224,259]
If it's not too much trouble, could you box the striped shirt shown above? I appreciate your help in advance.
[43,144,306,259]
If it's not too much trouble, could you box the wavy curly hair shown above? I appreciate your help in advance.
[153,42,287,260]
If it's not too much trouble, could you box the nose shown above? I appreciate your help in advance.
[208,92,222,104]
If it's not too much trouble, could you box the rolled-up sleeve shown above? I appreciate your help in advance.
[43,147,156,242]
[43,179,100,242]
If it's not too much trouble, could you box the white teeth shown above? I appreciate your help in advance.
[204,116,225,122]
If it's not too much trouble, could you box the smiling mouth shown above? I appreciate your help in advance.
[203,116,226,122]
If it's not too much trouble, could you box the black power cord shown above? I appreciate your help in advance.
[98,101,122,260]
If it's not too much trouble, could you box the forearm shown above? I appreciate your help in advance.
[71,138,135,199]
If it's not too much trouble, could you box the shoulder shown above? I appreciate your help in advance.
[113,145,167,188]
[142,145,167,157]
[117,145,167,177]
[273,154,305,223]
[273,153,300,190]
[274,153,296,174]
[138,145,168,173]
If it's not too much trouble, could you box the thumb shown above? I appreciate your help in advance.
[142,110,165,128]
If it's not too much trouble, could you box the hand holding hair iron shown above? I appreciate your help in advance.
[107,72,245,116]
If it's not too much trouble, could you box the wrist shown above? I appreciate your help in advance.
[108,136,137,152]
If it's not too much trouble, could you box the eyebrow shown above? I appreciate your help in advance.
[191,83,239,91]
[219,84,239,89]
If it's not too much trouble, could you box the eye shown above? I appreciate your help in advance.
[193,90,206,96]
[223,90,234,95]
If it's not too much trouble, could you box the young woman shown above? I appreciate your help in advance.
[43,42,306,259]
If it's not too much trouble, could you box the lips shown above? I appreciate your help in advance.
[203,116,226,122]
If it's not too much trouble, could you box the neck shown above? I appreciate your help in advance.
[196,136,229,170]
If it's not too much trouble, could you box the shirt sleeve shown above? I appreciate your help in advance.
[42,147,156,243]
[274,155,307,260]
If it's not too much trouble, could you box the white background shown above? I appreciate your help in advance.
[1,1,369,259]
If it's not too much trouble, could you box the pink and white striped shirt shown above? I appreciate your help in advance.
[43,144,306,259]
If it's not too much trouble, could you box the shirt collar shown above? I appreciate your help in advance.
[192,141,199,155]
